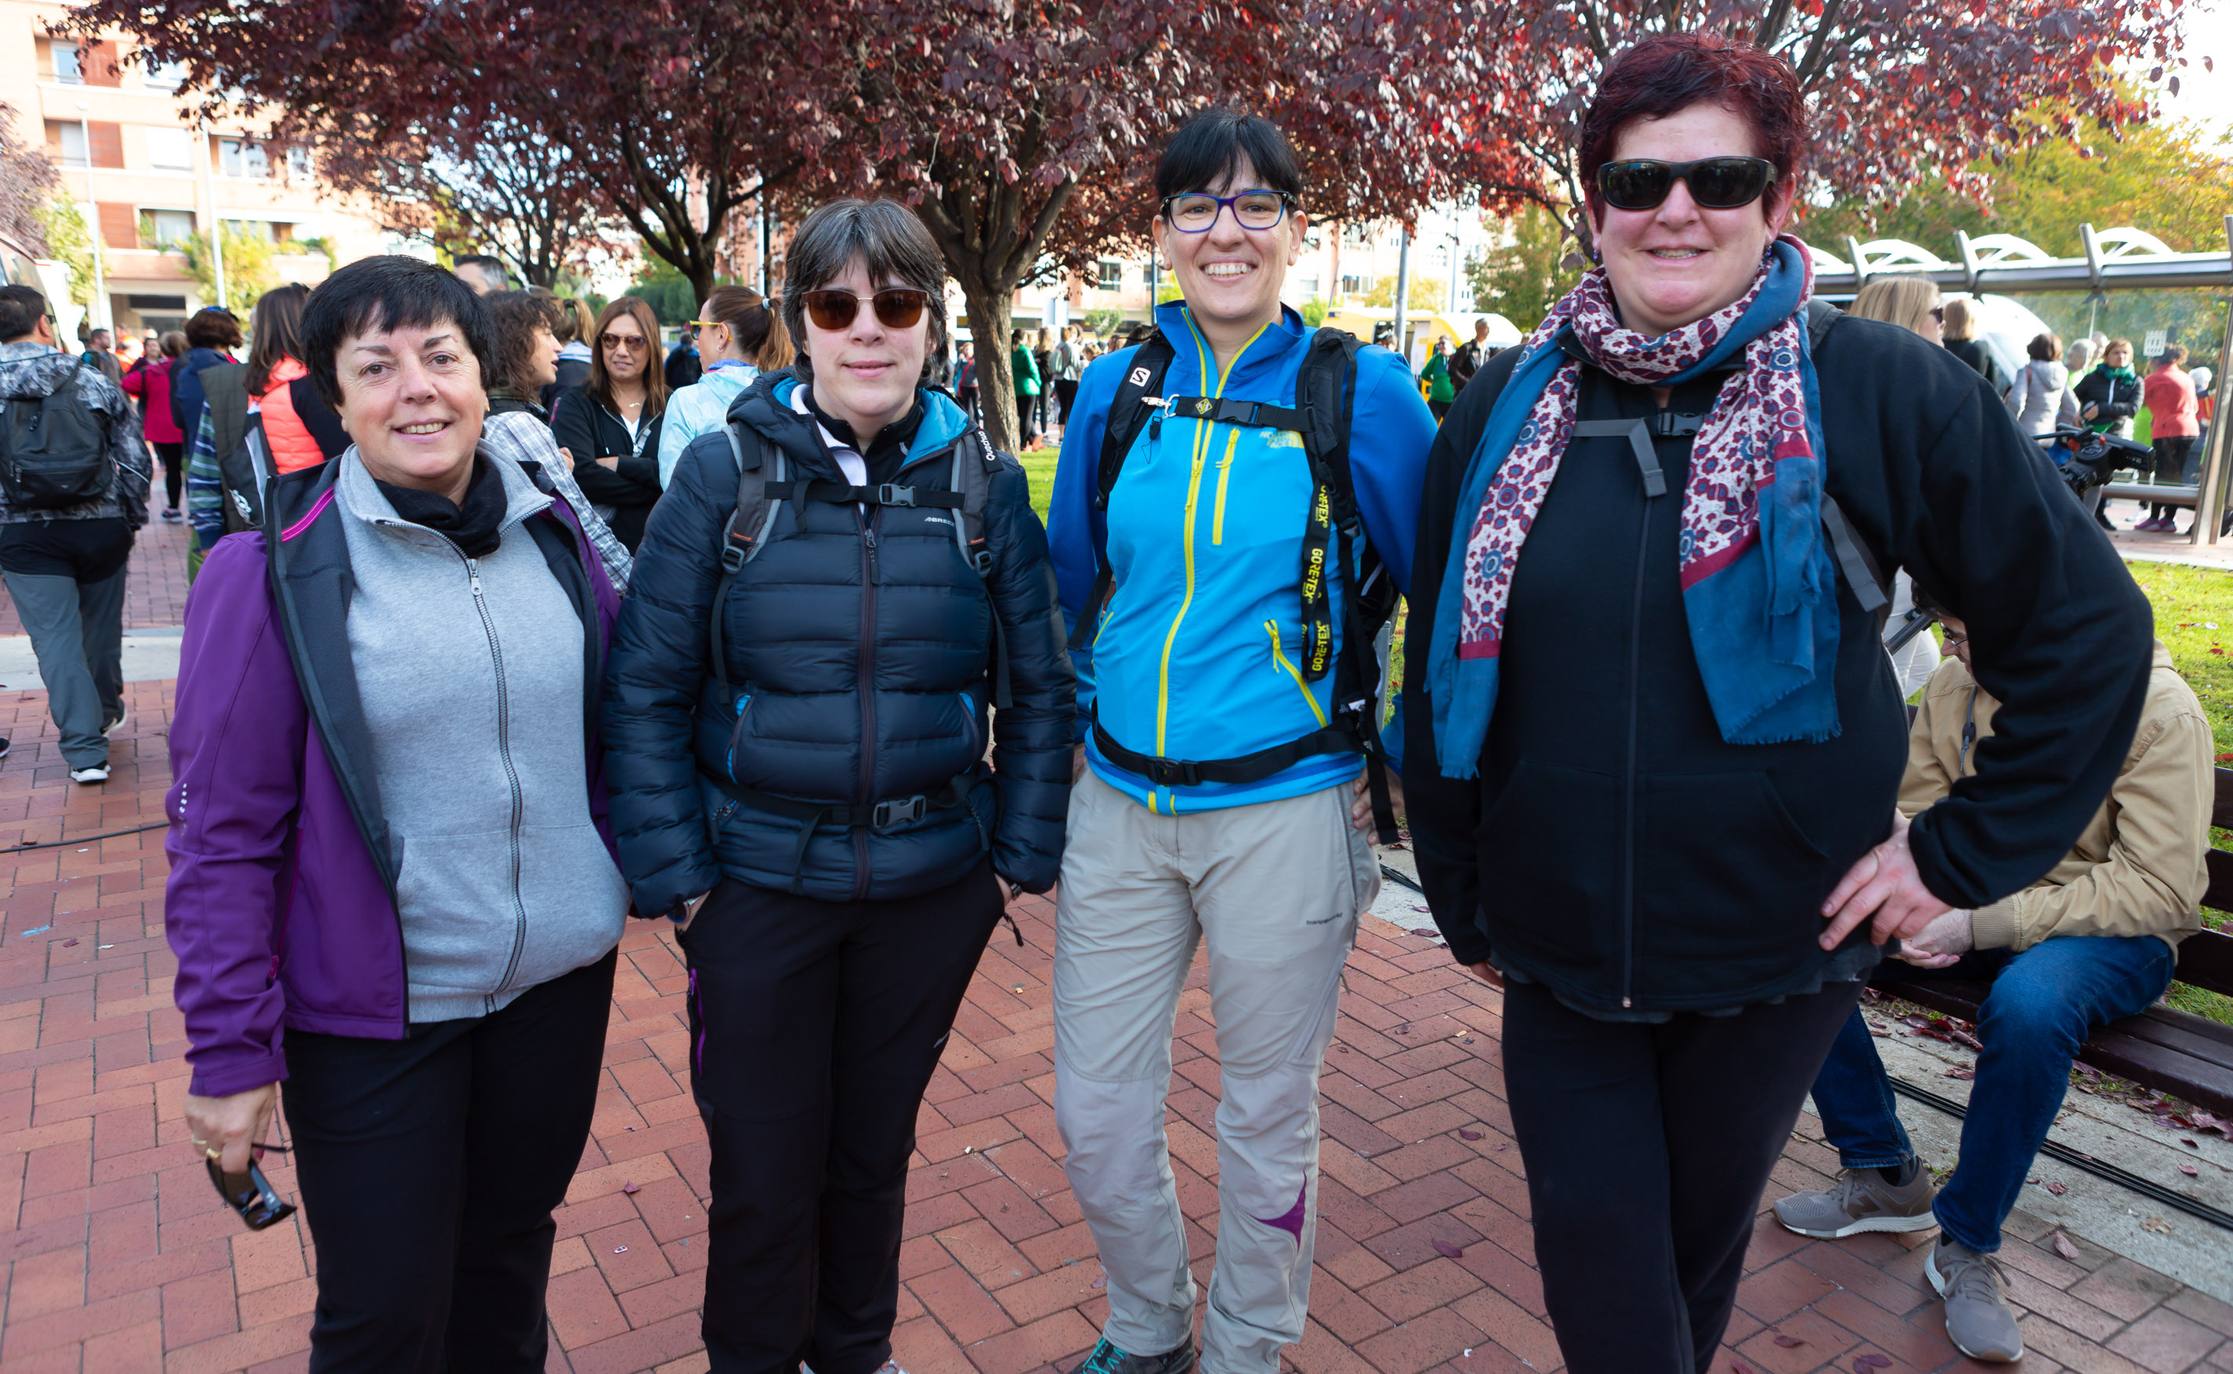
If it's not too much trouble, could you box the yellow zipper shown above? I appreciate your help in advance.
[1211,429,1239,545]
[1153,312,1270,755]
[1266,620,1329,727]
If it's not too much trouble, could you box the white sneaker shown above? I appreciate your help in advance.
[102,704,128,737]
[69,763,110,785]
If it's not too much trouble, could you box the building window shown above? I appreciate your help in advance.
[286,147,312,180]
[1296,277,1320,300]
[221,218,277,241]
[143,55,189,89]
[1097,260,1123,291]
[49,40,83,83]
[138,208,196,248]
[218,138,270,178]
[1339,273,1374,296]
[52,121,89,168]
[146,127,195,172]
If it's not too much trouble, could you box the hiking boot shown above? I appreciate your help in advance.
[1068,1337,1197,1374]
[1773,1165,1937,1238]
[1927,1237,2024,1362]
[69,763,110,785]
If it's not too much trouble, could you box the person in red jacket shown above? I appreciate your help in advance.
[122,330,188,521]
[2139,344,2200,533]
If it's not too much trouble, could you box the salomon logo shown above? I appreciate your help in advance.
[1129,366,1152,387]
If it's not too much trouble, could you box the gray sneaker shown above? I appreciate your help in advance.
[1773,1166,1938,1238]
[1926,1237,2024,1362]
[1069,1337,1197,1374]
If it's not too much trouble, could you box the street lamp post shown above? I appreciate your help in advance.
[76,101,109,331]
[197,120,227,309]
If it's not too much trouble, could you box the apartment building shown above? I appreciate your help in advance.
[2,0,399,339]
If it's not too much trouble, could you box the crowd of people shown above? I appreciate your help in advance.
[0,29,2220,1374]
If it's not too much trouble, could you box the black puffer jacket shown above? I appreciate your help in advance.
[601,370,1074,910]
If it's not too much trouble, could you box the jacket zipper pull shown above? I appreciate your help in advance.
[467,557,483,598]
[863,522,880,578]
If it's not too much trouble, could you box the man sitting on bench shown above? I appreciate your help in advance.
[1774,595,2211,1363]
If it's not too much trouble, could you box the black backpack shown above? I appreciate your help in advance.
[0,369,113,511]
[1078,326,1405,843]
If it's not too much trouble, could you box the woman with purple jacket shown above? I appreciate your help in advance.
[165,256,630,1373]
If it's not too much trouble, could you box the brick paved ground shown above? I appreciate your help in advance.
[3,532,2231,1373]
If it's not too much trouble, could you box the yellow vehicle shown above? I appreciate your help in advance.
[1318,307,1523,365]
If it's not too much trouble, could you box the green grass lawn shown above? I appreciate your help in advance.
[1021,446,1057,519]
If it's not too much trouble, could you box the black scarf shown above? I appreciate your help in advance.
[376,454,510,558]
[804,387,926,474]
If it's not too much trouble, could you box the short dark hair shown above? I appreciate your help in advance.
[452,254,509,290]
[780,199,949,386]
[299,255,495,409]
[89,327,112,345]
[185,306,243,350]
[1155,109,1304,203]
[2028,332,2062,363]
[0,285,47,341]
[2161,343,2189,366]
[1580,33,1805,222]
[482,290,565,399]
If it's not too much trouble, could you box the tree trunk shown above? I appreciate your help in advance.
[962,281,1019,454]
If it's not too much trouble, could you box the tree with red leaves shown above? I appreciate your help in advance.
[64,1,803,302]
[1462,1,2194,237]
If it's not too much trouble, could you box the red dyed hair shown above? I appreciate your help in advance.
[1579,32,1805,221]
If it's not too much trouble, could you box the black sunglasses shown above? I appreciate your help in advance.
[801,288,930,333]
[1595,156,1777,212]
[207,1142,296,1230]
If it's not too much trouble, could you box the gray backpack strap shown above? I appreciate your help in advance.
[953,433,1012,707]
[710,427,787,704]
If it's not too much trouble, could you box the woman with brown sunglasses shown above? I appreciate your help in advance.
[602,198,1074,1374]
[550,296,666,551]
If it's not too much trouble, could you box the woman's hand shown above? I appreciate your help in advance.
[185,1084,278,1175]
[1351,772,1405,833]
[1461,960,1503,988]
[1820,811,1951,950]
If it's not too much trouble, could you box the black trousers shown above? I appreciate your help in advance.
[682,860,1004,1374]
[154,439,184,509]
[282,951,617,1374]
[1500,977,1863,1374]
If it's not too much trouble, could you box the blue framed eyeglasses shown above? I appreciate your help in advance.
[1160,189,1295,234]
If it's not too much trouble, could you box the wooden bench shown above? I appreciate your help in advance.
[1873,769,2233,1117]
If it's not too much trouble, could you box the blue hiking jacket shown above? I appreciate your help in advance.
[1047,301,1436,814]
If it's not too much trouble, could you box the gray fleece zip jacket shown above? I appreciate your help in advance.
[333,449,628,1021]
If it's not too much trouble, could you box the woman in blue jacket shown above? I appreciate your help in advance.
[1044,110,1436,1374]
[601,198,1074,1374]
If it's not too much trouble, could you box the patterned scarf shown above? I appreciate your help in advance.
[1426,236,1840,778]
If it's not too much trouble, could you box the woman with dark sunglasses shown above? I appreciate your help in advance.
[601,197,1074,1374]
[551,296,667,551]
[1401,33,2153,1373]
[1043,109,1435,1374]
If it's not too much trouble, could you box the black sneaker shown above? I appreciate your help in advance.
[0,735,10,762]
[1070,1337,1197,1374]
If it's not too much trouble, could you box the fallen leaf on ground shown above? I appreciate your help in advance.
[1459,1128,1485,1141]
[1854,1355,1892,1372]
[2045,1180,2068,1196]
[622,1181,640,1195]
[1431,1237,1466,1259]
[1772,1332,1806,1348]
[1944,1067,1975,1080]
[2142,1216,2173,1235]
[2179,1163,2199,1177]
[2051,1231,2081,1261]
[1408,928,1438,938]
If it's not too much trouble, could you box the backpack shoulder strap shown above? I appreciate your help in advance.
[1094,330,1174,510]
[710,424,785,704]
[1805,298,1844,352]
[1076,331,1175,643]
[954,431,1014,707]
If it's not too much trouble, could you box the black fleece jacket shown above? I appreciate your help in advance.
[550,384,664,551]
[1401,313,2154,1015]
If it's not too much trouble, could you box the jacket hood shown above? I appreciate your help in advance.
[0,341,85,400]
[730,367,972,466]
